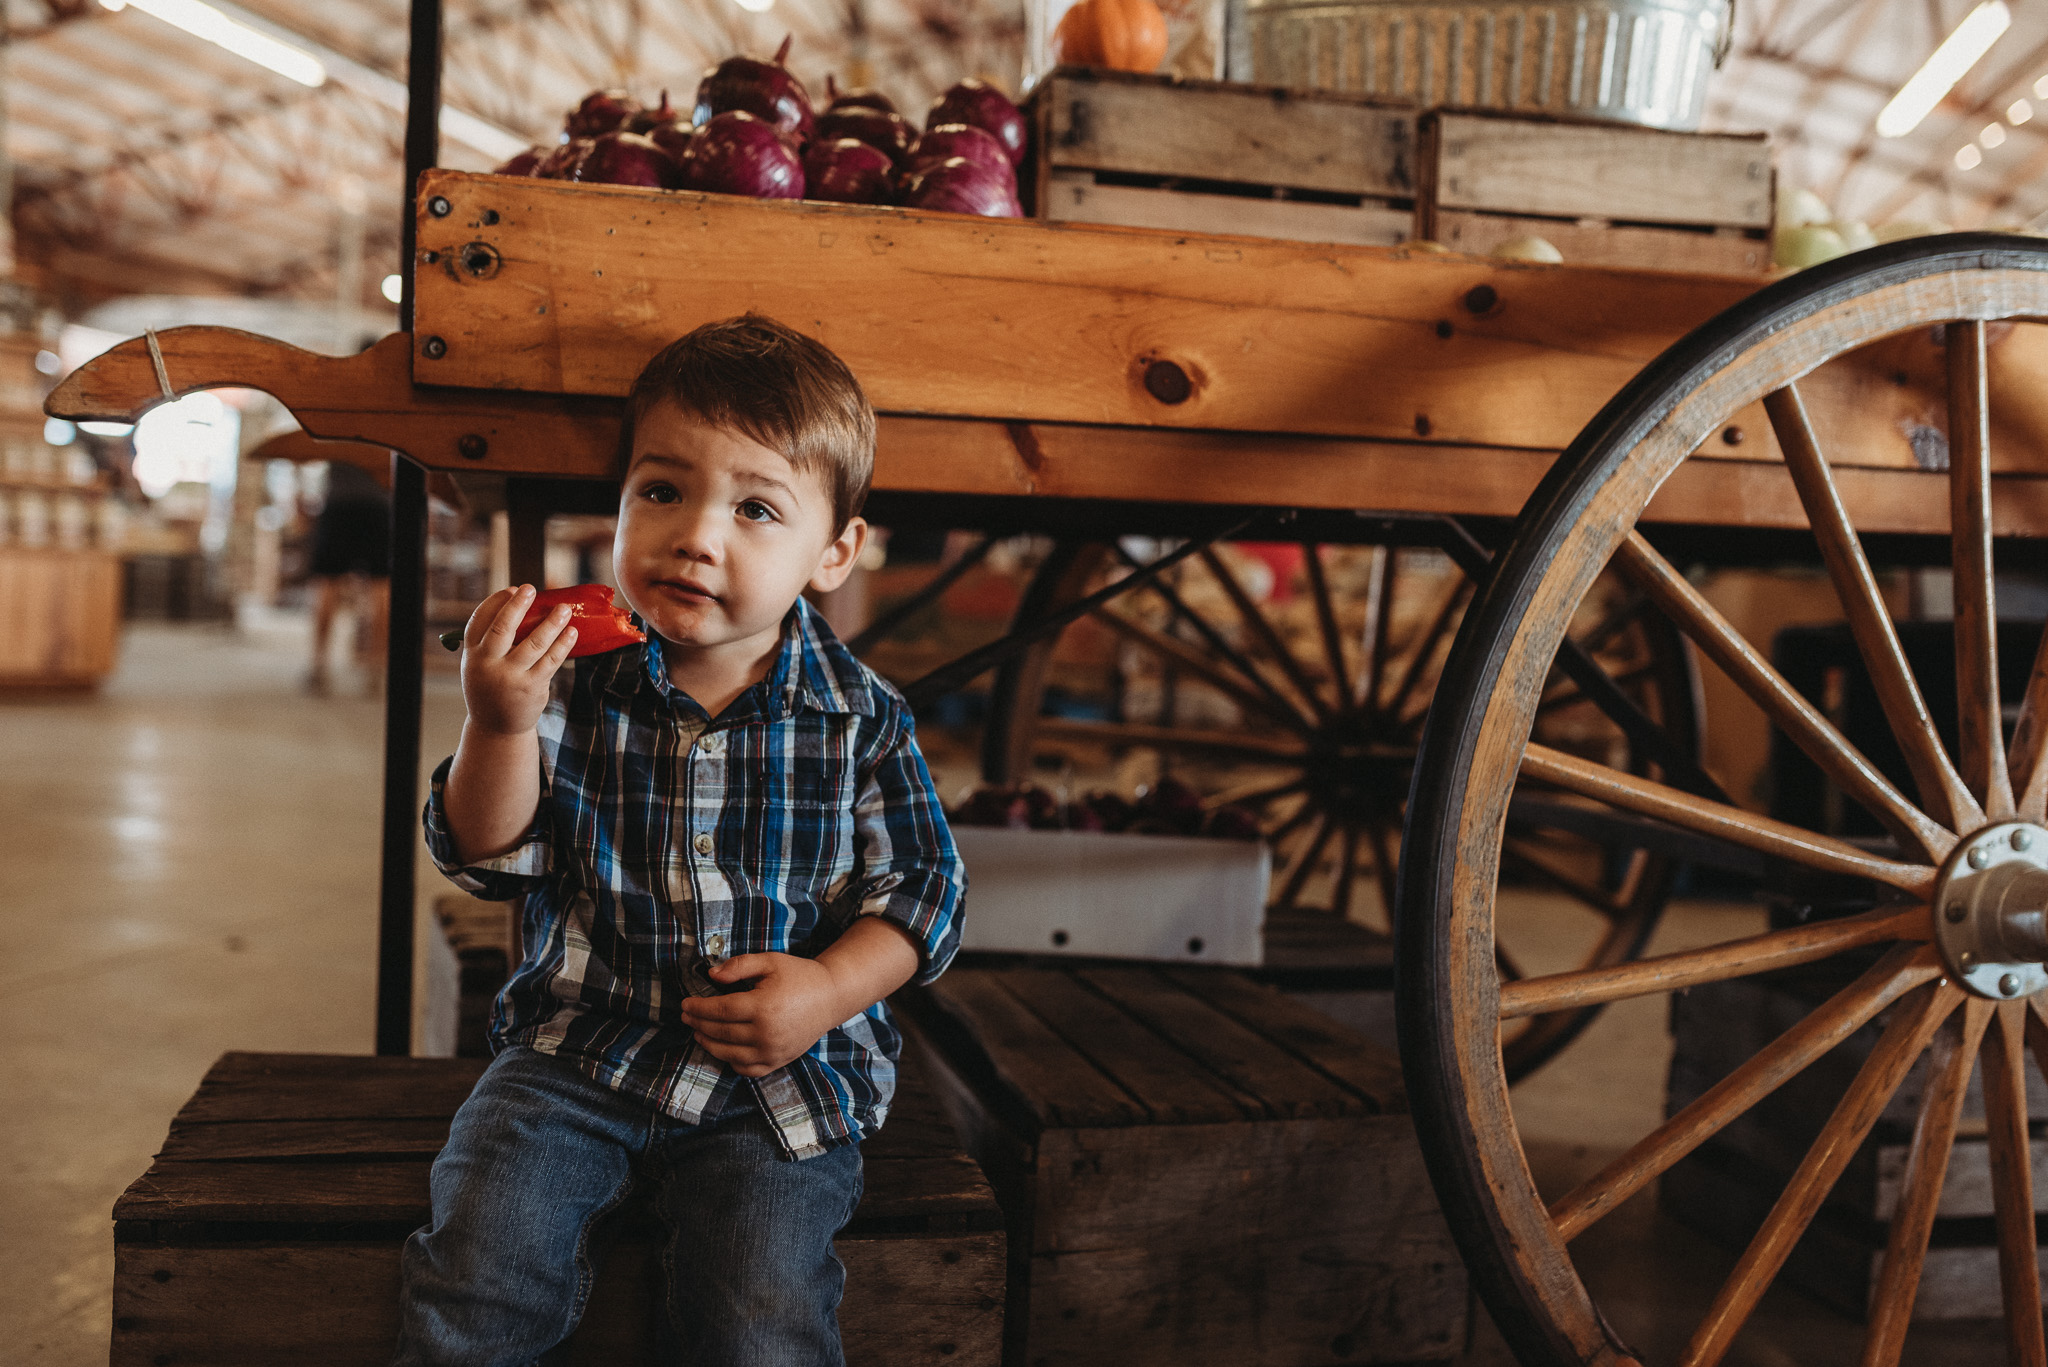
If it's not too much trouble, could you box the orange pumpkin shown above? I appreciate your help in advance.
[1051,0,1170,73]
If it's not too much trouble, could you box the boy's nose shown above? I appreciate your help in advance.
[669,503,724,561]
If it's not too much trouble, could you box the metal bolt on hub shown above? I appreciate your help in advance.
[1933,820,2048,1000]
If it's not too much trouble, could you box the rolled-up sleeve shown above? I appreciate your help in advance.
[850,713,965,986]
[422,754,553,899]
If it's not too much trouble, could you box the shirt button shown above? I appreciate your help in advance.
[706,933,726,957]
[699,732,722,755]
[693,832,713,856]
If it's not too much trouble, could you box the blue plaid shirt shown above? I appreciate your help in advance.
[424,598,965,1159]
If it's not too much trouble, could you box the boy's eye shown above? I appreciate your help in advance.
[641,482,679,504]
[736,499,776,524]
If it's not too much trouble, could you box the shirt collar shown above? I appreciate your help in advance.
[630,597,878,721]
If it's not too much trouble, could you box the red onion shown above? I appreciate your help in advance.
[802,138,895,204]
[626,90,685,135]
[535,138,597,180]
[565,90,641,139]
[926,78,1027,168]
[813,106,916,166]
[649,121,697,162]
[899,156,1021,217]
[574,131,682,189]
[907,123,1012,176]
[680,111,804,200]
[824,74,898,116]
[494,146,547,176]
[694,35,814,145]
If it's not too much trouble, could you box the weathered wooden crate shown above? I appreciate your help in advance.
[902,962,1466,1366]
[1025,67,1417,247]
[1662,971,2048,1320]
[1418,109,1773,275]
[110,1050,1005,1365]
[421,894,514,1059]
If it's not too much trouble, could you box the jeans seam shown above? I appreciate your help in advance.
[561,1168,637,1346]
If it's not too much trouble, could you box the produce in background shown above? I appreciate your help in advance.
[1491,235,1561,263]
[535,138,597,180]
[1050,0,1170,75]
[803,138,897,204]
[679,110,805,200]
[824,74,897,115]
[626,91,685,135]
[813,105,918,166]
[694,35,815,144]
[925,79,1028,167]
[494,146,547,176]
[565,89,642,138]
[575,130,682,189]
[946,779,1260,839]
[907,122,1012,176]
[901,156,1022,217]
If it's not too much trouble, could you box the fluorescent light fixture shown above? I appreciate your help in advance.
[381,274,404,304]
[1983,121,2008,148]
[2011,98,2034,124]
[1958,143,1985,169]
[80,420,137,438]
[733,0,776,13]
[1877,0,2011,138]
[100,0,325,87]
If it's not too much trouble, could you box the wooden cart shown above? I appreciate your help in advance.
[53,170,2048,1365]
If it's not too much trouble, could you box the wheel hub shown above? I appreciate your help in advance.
[1934,821,2048,1000]
[1301,716,1412,823]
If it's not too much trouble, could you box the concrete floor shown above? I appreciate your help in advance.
[0,618,2009,1365]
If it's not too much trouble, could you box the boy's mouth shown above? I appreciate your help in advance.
[654,578,719,604]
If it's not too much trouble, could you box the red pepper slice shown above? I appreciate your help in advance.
[439,584,647,658]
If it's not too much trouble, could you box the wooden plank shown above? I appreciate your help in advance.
[1433,209,1768,276]
[0,546,120,684]
[1159,966,1406,1110]
[111,1230,1006,1367]
[913,970,1147,1131]
[115,1159,430,1225]
[1429,111,1773,228]
[1073,968,1363,1120]
[411,169,1762,450]
[991,968,1254,1125]
[1034,68,1416,197]
[158,1119,452,1162]
[1028,1118,1463,1364]
[1041,170,1412,248]
[174,1052,488,1125]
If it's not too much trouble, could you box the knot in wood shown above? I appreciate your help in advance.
[1143,359,1193,405]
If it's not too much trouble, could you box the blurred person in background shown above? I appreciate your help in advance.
[306,457,391,695]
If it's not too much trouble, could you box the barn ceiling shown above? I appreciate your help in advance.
[0,0,2041,315]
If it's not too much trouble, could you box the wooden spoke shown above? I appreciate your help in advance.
[1498,905,1928,1020]
[1576,589,1650,658]
[1332,822,1360,920]
[1520,744,1937,897]
[1551,943,1943,1243]
[1118,551,1317,729]
[2009,626,2048,822]
[1615,534,1955,865]
[1859,998,1995,1367]
[1197,547,1333,723]
[1089,607,1313,732]
[1981,1000,2047,1367]
[1385,575,1471,726]
[1355,546,1394,716]
[1366,819,1401,923]
[1031,715,1309,762]
[1535,661,1661,716]
[1203,776,1307,812]
[1264,793,1318,848]
[1948,322,2016,818]
[1502,840,1626,919]
[1682,981,1964,1367]
[1273,813,1334,911]
[1765,384,1984,834]
[1303,544,1352,707]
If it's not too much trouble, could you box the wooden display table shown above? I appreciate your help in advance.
[0,545,120,686]
[111,1050,1005,1366]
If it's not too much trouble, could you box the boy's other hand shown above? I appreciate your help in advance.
[461,585,578,737]
[682,953,852,1077]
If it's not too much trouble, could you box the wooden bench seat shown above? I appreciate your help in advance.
[111,1049,1004,1365]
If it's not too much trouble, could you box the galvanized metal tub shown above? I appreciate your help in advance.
[1226,0,1733,130]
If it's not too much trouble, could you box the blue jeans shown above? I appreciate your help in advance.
[393,1047,864,1367]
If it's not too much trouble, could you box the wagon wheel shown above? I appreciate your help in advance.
[983,528,1703,1080]
[1401,235,2048,1366]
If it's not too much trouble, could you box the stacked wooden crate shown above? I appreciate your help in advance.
[1417,109,1774,275]
[1662,969,2048,1320]
[1024,67,1417,247]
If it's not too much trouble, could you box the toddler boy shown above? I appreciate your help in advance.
[396,315,966,1365]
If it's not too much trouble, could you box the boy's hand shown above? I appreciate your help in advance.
[461,584,578,736]
[682,953,856,1078]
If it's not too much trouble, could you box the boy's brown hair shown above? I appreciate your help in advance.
[619,314,875,531]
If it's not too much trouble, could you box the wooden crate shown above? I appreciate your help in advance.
[111,1050,1005,1365]
[1418,110,1773,275]
[902,963,1466,1366]
[0,546,120,685]
[1026,67,1417,247]
[1662,971,2048,1320]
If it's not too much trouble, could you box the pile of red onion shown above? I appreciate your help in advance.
[492,41,1026,219]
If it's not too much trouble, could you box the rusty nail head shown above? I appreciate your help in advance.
[482,209,500,225]
[422,336,448,359]
[1143,360,1192,405]
[458,434,488,461]
[428,196,452,218]
[1721,426,1744,446]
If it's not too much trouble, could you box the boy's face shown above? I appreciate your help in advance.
[614,401,866,670]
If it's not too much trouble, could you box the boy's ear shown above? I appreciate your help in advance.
[809,517,870,594]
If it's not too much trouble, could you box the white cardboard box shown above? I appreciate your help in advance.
[953,826,1269,966]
